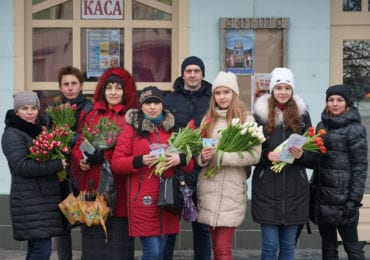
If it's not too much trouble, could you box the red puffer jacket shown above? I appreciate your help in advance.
[111,109,194,237]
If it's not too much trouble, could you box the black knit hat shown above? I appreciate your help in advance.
[181,56,205,76]
[140,86,164,104]
[326,84,352,106]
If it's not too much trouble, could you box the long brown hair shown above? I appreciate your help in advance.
[203,93,250,137]
[265,95,301,134]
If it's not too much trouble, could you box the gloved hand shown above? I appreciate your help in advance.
[343,200,357,219]
[84,149,105,165]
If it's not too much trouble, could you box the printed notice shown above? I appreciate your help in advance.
[278,134,307,163]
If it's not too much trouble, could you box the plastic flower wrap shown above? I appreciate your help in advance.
[28,103,77,181]
[204,118,266,178]
[82,117,122,150]
[150,118,211,177]
[270,126,327,173]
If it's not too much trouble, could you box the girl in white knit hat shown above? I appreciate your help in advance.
[252,67,314,260]
[197,71,262,260]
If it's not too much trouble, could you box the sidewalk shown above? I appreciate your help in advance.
[0,246,369,260]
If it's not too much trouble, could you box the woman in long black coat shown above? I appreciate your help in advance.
[310,84,368,260]
[2,91,66,260]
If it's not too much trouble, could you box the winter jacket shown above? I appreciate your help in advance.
[1,110,65,241]
[309,106,367,226]
[111,109,194,237]
[164,77,212,192]
[71,67,138,217]
[252,94,314,225]
[196,109,261,227]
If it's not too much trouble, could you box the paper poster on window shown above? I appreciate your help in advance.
[251,73,270,111]
[225,29,255,75]
[87,29,120,78]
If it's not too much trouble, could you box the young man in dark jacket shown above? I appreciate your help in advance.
[164,56,212,260]
[49,66,93,260]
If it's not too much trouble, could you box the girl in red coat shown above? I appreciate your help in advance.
[111,86,194,260]
[71,67,137,259]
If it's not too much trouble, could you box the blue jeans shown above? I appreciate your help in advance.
[140,235,168,260]
[163,221,211,260]
[260,224,298,260]
[26,238,52,260]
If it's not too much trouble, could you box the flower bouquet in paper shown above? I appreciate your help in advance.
[204,118,266,178]
[150,118,211,177]
[82,117,122,151]
[270,127,327,173]
[29,103,76,182]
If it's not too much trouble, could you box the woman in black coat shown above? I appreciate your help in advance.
[310,85,367,260]
[1,91,67,260]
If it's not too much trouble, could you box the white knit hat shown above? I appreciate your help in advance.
[269,67,295,92]
[212,71,239,96]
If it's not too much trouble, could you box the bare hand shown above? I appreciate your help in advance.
[201,147,214,163]
[268,151,280,162]
[164,153,180,168]
[79,159,90,171]
[288,146,303,159]
[143,154,157,166]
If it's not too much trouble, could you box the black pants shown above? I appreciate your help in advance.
[81,216,135,260]
[318,223,364,259]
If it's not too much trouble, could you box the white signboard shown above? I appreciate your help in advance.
[82,0,124,19]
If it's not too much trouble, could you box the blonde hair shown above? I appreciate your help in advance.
[203,93,249,137]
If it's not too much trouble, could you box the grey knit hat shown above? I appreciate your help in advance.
[13,91,40,111]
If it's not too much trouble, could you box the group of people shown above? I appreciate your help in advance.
[1,56,367,260]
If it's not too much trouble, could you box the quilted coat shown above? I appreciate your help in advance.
[111,109,194,237]
[1,110,65,241]
[310,106,368,225]
[196,109,261,227]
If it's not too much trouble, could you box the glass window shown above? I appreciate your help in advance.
[80,29,125,82]
[133,0,171,20]
[33,0,73,19]
[343,0,361,11]
[33,28,72,81]
[132,28,171,82]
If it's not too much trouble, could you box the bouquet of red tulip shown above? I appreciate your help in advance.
[270,126,327,173]
[204,118,266,178]
[82,117,122,150]
[28,103,76,181]
[150,118,211,177]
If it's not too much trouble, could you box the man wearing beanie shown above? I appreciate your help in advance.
[164,56,212,260]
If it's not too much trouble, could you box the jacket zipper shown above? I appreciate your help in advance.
[133,171,145,202]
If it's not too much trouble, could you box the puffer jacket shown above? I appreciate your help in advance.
[310,106,367,226]
[252,94,314,225]
[197,109,261,227]
[111,109,194,237]
[1,110,65,241]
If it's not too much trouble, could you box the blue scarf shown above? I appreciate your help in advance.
[144,113,163,124]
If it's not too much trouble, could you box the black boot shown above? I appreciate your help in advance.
[343,241,366,260]
[322,242,339,260]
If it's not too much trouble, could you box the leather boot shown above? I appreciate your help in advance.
[343,241,366,260]
[322,241,339,260]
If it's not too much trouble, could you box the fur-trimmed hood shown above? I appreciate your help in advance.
[253,94,309,126]
[125,108,175,134]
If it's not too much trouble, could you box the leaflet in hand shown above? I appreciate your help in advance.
[80,138,96,159]
[278,134,307,163]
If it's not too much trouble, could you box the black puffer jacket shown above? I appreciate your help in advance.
[1,110,65,241]
[252,94,315,225]
[164,77,212,191]
[310,106,367,225]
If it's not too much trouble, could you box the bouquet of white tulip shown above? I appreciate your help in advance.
[204,118,266,178]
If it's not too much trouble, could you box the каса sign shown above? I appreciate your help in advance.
[82,0,123,19]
